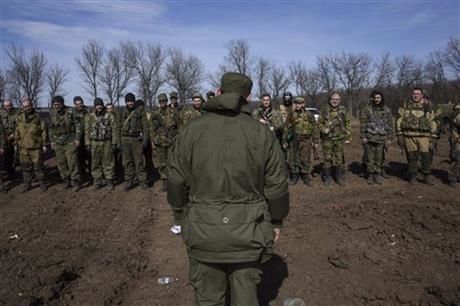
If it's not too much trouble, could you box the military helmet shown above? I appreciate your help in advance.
[158,93,168,101]
[169,91,178,99]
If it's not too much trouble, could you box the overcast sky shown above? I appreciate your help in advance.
[1,0,459,104]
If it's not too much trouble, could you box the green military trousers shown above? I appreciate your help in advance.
[322,138,345,169]
[19,148,45,184]
[365,142,385,174]
[288,137,312,175]
[55,142,80,182]
[153,145,170,180]
[91,141,114,184]
[122,136,146,183]
[189,257,261,306]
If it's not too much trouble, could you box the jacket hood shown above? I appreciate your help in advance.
[202,92,246,114]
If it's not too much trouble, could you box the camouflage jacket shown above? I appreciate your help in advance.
[450,104,460,144]
[49,108,81,145]
[15,111,48,149]
[119,108,149,140]
[359,104,394,143]
[319,105,352,141]
[150,106,179,146]
[74,108,89,143]
[85,110,119,145]
[168,92,289,263]
[0,120,5,150]
[291,108,319,142]
[252,106,285,132]
[0,108,18,143]
[396,100,437,138]
[179,105,202,128]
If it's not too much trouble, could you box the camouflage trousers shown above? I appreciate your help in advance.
[91,141,114,184]
[448,142,460,182]
[55,142,80,182]
[322,138,346,169]
[189,257,261,306]
[122,137,146,183]
[365,142,385,174]
[288,137,312,175]
[153,145,170,180]
[404,136,432,175]
[19,148,45,184]
[0,143,15,178]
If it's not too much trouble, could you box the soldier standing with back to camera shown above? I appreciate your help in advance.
[15,98,48,192]
[359,90,394,185]
[85,98,119,190]
[119,92,149,191]
[49,96,82,192]
[0,100,19,182]
[396,87,437,185]
[319,92,351,187]
[288,97,319,186]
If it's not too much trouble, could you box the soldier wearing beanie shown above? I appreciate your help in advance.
[118,92,149,190]
[85,97,119,190]
[49,95,82,192]
[167,72,289,305]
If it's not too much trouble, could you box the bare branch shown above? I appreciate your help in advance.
[224,39,253,76]
[47,63,69,102]
[75,40,104,99]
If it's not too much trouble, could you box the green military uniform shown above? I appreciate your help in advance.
[360,102,393,184]
[319,104,351,186]
[0,121,6,192]
[167,72,289,306]
[288,99,319,186]
[85,103,119,189]
[74,106,91,179]
[448,99,460,186]
[252,105,285,139]
[15,110,48,190]
[119,94,149,188]
[396,99,437,184]
[0,108,18,179]
[179,93,203,128]
[49,106,81,188]
[150,93,179,188]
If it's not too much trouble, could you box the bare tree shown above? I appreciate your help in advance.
[207,65,228,90]
[224,39,253,76]
[255,57,272,97]
[303,69,322,107]
[289,61,308,96]
[443,37,460,77]
[166,48,204,103]
[99,42,135,105]
[269,65,290,100]
[395,55,423,88]
[330,52,372,114]
[425,51,448,102]
[0,69,6,102]
[132,42,167,108]
[5,70,22,107]
[316,55,337,95]
[75,40,104,100]
[373,53,395,89]
[47,63,69,104]
[6,44,47,106]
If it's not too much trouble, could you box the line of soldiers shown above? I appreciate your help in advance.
[0,90,215,194]
[1,87,459,195]
[252,88,460,188]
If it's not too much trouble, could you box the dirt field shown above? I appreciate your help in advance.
[1,123,459,306]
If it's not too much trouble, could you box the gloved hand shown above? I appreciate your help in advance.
[397,135,405,148]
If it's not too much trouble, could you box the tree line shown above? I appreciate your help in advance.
[1,37,459,114]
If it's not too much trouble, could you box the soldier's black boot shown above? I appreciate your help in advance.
[72,180,81,192]
[39,181,47,192]
[124,179,134,191]
[289,173,299,186]
[161,179,167,192]
[423,174,434,186]
[381,168,390,179]
[336,167,346,187]
[301,174,312,186]
[367,173,374,185]
[22,182,31,193]
[107,180,115,191]
[322,168,332,187]
[374,173,383,185]
[62,178,71,190]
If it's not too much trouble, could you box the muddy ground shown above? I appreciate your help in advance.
[0,123,459,306]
